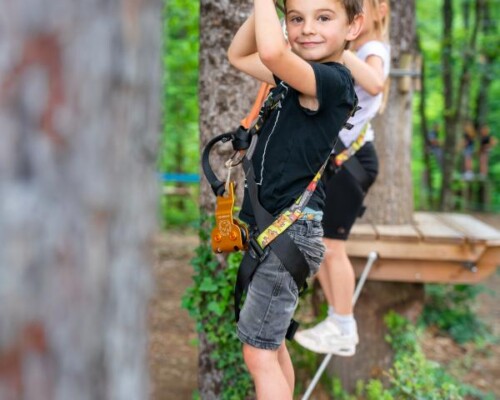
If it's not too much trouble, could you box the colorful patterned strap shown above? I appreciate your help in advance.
[256,123,369,249]
[256,157,329,248]
[333,123,368,167]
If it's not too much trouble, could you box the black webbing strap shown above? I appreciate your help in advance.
[234,158,310,340]
[333,140,371,193]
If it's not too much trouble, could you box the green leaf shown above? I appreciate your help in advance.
[199,277,218,292]
[207,300,226,316]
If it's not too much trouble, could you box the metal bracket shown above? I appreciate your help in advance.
[462,261,478,273]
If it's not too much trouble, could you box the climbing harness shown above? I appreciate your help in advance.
[202,81,360,338]
[202,83,273,253]
[331,123,372,194]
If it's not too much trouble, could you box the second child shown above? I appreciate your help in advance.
[294,0,391,357]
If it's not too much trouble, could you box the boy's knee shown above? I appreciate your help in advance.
[324,239,347,257]
[243,344,278,374]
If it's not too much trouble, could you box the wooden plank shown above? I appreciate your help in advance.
[413,212,465,244]
[436,213,500,245]
[346,239,485,262]
[352,257,498,284]
[373,224,421,242]
[480,247,500,265]
[350,223,377,240]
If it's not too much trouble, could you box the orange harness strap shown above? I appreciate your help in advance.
[240,82,273,130]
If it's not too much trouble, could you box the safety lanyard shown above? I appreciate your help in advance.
[255,156,330,248]
[333,123,368,167]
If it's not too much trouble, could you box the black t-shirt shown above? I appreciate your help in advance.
[240,62,357,226]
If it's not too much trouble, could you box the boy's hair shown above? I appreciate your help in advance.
[280,0,363,24]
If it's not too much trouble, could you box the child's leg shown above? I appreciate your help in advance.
[294,150,378,354]
[277,342,295,393]
[318,168,364,316]
[237,248,302,398]
[318,239,355,315]
[479,151,487,175]
[243,344,293,400]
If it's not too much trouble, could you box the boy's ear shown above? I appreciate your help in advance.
[346,14,364,41]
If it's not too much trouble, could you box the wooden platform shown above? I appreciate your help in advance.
[347,212,500,284]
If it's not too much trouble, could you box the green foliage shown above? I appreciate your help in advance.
[365,313,467,399]
[319,311,492,399]
[422,284,491,344]
[383,312,463,400]
[159,0,200,227]
[182,214,254,399]
[160,0,199,173]
[413,0,500,211]
[159,189,200,229]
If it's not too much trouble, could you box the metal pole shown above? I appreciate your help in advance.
[301,251,378,400]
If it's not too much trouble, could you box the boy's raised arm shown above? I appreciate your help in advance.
[227,12,275,85]
[254,0,317,97]
[229,1,317,97]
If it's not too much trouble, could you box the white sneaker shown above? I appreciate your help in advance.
[294,317,358,356]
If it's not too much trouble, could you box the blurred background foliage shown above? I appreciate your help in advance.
[160,0,500,228]
[159,0,200,228]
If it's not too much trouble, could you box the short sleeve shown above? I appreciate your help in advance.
[357,41,391,78]
[311,62,354,113]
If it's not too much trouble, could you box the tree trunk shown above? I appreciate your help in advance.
[328,0,424,391]
[198,1,258,398]
[440,0,457,211]
[361,0,415,225]
[0,1,162,399]
[440,0,483,210]
[417,33,435,210]
[474,0,495,127]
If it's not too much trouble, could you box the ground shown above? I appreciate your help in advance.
[149,214,500,400]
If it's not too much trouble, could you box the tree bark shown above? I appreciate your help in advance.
[0,0,162,399]
[198,1,258,398]
[361,0,415,225]
[328,0,424,391]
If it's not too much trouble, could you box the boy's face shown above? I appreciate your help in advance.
[285,0,359,62]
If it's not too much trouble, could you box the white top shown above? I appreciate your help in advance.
[339,41,391,147]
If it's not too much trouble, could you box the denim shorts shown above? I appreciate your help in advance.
[237,220,325,350]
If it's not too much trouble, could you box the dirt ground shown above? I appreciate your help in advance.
[149,214,500,400]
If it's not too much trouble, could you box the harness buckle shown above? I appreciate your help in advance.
[232,127,252,151]
[286,319,300,341]
[248,236,265,261]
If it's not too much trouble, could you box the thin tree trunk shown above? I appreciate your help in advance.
[475,0,495,127]
[198,1,258,398]
[417,34,434,210]
[440,0,457,210]
[440,0,483,210]
[0,0,162,399]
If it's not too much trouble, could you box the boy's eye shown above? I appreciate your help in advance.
[289,15,303,23]
[318,15,331,22]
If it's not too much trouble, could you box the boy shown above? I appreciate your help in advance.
[227,0,363,398]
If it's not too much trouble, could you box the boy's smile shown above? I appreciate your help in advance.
[285,0,355,63]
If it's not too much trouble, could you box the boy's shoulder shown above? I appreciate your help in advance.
[312,62,353,86]
[311,61,355,97]
[297,61,357,117]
